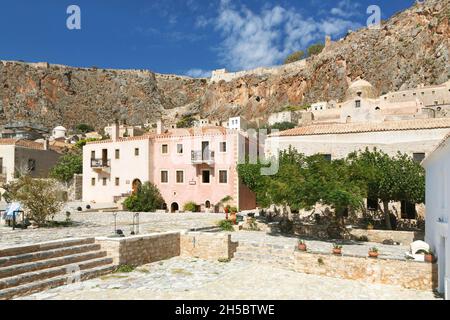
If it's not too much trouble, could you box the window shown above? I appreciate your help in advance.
[202,170,210,183]
[177,144,183,154]
[219,142,227,153]
[135,148,139,156]
[161,144,169,154]
[161,170,169,183]
[91,178,96,186]
[28,159,36,171]
[367,198,378,211]
[176,170,184,183]
[323,154,332,162]
[115,149,120,159]
[219,170,228,184]
[91,150,95,159]
[413,153,426,163]
[102,178,107,186]
[115,177,120,186]
[355,100,361,108]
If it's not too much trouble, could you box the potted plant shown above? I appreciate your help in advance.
[224,205,230,220]
[424,250,435,263]
[368,247,379,258]
[298,240,307,252]
[332,244,343,255]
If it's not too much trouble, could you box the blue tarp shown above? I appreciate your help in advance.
[3,202,22,221]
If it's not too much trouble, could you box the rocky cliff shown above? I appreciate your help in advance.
[0,0,449,130]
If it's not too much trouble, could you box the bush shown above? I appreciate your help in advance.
[284,50,304,64]
[114,265,135,273]
[4,176,64,227]
[76,124,94,133]
[218,219,234,232]
[183,202,198,212]
[123,182,165,212]
[50,153,82,183]
[307,43,325,57]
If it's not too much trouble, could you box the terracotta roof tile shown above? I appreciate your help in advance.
[276,118,450,137]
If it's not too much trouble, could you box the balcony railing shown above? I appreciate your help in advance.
[191,150,215,165]
[91,159,110,169]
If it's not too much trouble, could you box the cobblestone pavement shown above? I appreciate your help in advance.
[0,212,222,249]
[18,257,439,300]
[231,232,411,261]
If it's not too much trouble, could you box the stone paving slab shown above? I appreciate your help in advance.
[17,257,439,300]
[0,212,223,249]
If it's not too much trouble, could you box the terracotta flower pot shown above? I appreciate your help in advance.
[368,251,379,258]
[425,254,434,263]
[298,244,307,252]
[332,248,342,255]
[230,212,237,225]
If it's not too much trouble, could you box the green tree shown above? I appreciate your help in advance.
[347,149,425,229]
[4,176,64,226]
[123,182,165,212]
[176,115,196,128]
[75,124,95,133]
[50,153,83,183]
[270,122,296,132]
[284,50,305,64]
[307,43,325,57]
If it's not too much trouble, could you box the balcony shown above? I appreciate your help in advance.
[91,159,111,172]
[191,150,215,165]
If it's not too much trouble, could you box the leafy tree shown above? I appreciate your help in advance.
[75,124,95,133]
[270,122,296,132]
[50,153,83,183]
[3,176,64,226]
[183,202,199,212]
[284,50,305,64]
[307,43,325,57]
[123,182,165,212]
[176,115,196,128]
[347,149,425,229]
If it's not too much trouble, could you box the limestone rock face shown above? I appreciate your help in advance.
[0,0,449,130]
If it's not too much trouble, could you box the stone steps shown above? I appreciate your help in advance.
[0,264,115,300]
[0,238,96,258]
[0,257,113,290]
[233,242,296,270]
[0,238,115,300]
[0,243,101,268]
[0,251,108,279]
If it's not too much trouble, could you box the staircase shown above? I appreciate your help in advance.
[233,241,296,271]
[0,238,115,300]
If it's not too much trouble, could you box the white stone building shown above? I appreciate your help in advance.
[423,133,450,300]
[268,111,300,126]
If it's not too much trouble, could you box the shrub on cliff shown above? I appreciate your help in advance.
[123,182,165,212]
[283,50,305,64]
[307,43,325,57]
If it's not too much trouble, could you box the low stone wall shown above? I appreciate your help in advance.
[96,232,180,266]
[180,232,237,260]
[96,231,237,266]
[350,229,424,245]
[293,251,437,291]
[289,223,423,245]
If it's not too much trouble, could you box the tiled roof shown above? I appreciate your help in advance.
[275,118,450,137]
[0,139,45,150]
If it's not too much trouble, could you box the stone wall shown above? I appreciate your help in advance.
[351,229,424,245]
[180,232,237,260]
[96,231,236,266]
[96,232,180,266]
[293,251,437,291]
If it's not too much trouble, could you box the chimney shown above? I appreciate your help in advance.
[111,119,120,141]
[156,120,164,135]
[43,139,49,150]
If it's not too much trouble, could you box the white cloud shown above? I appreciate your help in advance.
[185,68,212,78]
[213,0,361,71]
[330,0,362,19]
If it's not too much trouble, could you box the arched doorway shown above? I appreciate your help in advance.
[132,179,142,194]
[205,200,211,209]
[346,116,352,123]
[171,202,179,213]
[162,203,168,211]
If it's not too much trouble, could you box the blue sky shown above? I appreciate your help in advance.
[0,0,415,76]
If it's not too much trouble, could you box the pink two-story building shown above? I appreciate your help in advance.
[82,123,257,212]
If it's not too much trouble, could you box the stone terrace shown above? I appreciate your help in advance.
[0,212,221,249]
